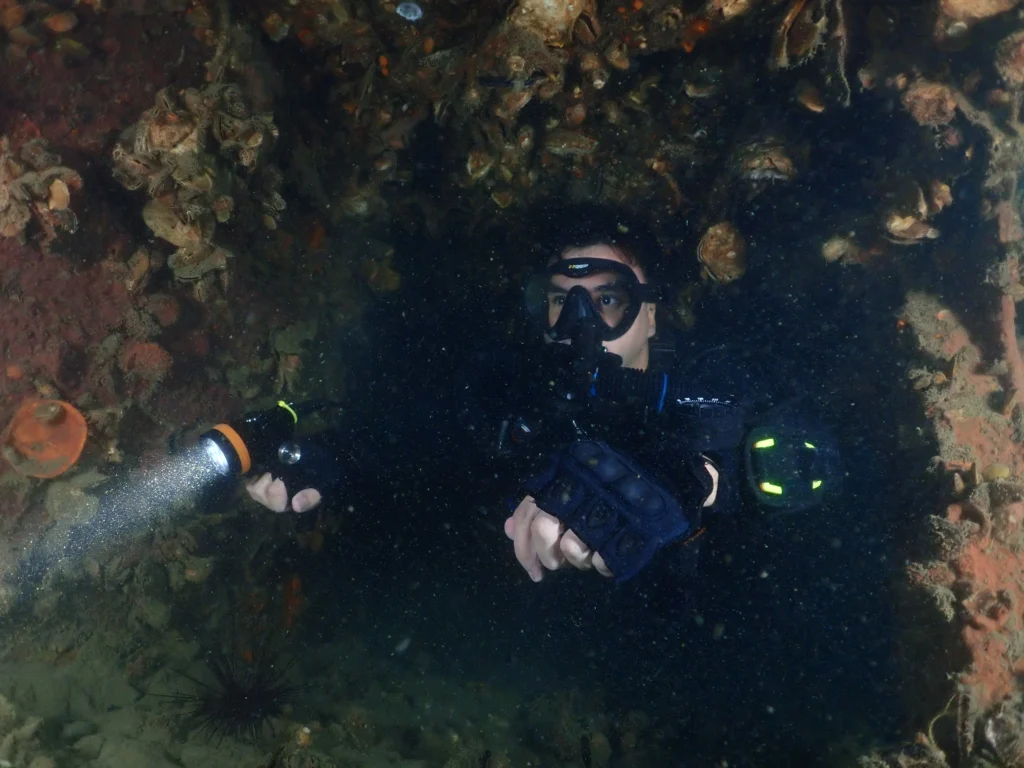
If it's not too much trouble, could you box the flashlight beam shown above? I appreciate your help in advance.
[15,442,231,593]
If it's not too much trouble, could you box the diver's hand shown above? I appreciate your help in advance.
[503,463,719,582]
[245,472,322,514]
[504,496,612,582]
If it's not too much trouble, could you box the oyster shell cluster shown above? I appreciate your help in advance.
[112,83,283,300]
[23,0,996,309]
[238,0,863,286]
[0,136,81,248]
[0,3,86,62]
[697,221,747,284]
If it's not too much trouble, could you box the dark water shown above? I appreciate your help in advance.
[272,187,922,766]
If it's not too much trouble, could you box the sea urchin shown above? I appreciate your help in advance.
[165,650,302,743]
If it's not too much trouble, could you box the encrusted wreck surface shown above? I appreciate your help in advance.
[0,0,1024,764]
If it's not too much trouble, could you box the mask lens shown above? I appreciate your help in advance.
[525,258,649,342]
[592,281,631,329]
[546,273,633,332]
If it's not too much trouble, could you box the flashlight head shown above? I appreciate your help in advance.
[199,401,299,477]
[200,428,247,476]
[202,436,232,475]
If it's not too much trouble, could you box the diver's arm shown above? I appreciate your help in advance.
[243,423,380,514]
[507,440,716,582]
[246,343,521,514]
[505,459,719,580]
[244,429,348,513]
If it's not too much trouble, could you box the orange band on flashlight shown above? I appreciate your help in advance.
[212,424,251,474]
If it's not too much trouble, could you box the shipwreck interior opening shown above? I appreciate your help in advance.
[292,200,936,766]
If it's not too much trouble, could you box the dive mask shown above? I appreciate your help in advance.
[525,258,656,343]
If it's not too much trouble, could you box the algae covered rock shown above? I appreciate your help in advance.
[0,692,55,767]
[260,743,338,768]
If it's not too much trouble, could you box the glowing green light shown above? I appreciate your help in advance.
[812,479,823,490]
[760,481,783,495]
[277,401,298,423]
[754,438,776,449]
[804,441,816,449]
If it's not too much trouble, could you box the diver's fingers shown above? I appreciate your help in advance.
[559,530,593,570]
[246,472,285,512]
[291,488,322,513]
[592,551,613,578]
[511,496,544,582]
[264,478,290,513]
[561,530,613,577]
[531,511,566,572]
[245,472,273,498]
[702,460,719,507]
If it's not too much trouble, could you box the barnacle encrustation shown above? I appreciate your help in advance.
[112,82,280,301]
[474,0,593,126]
[768,0,851,108]
[901,79,958,127]
[881,180,941,245]
[167,243,232,302]
[465,147,496,183]
[142,198,210,249]
[769,0,830,71]
[698,221,747,284]
[542,128,598,159]
[0,136,82,245]
[502,0,598,49]
[934,0,1021,43]
[977,695,1024,766]
[729,135,800,199]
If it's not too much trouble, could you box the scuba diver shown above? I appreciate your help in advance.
[244,204,841,584]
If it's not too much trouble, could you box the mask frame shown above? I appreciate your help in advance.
[525,258,657,343]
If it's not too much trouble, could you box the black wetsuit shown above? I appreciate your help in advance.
[282,333,772,582]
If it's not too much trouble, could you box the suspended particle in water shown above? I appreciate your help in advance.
[395,2,423,21]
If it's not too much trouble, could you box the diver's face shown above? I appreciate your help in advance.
[548,244,656,371]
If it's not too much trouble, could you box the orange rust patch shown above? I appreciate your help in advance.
[905,292,1024,715]
[955,535,1024,710]
[943,412,1024,476]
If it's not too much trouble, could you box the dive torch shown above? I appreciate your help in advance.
[199,400,341,482]
[11,400,341,596]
